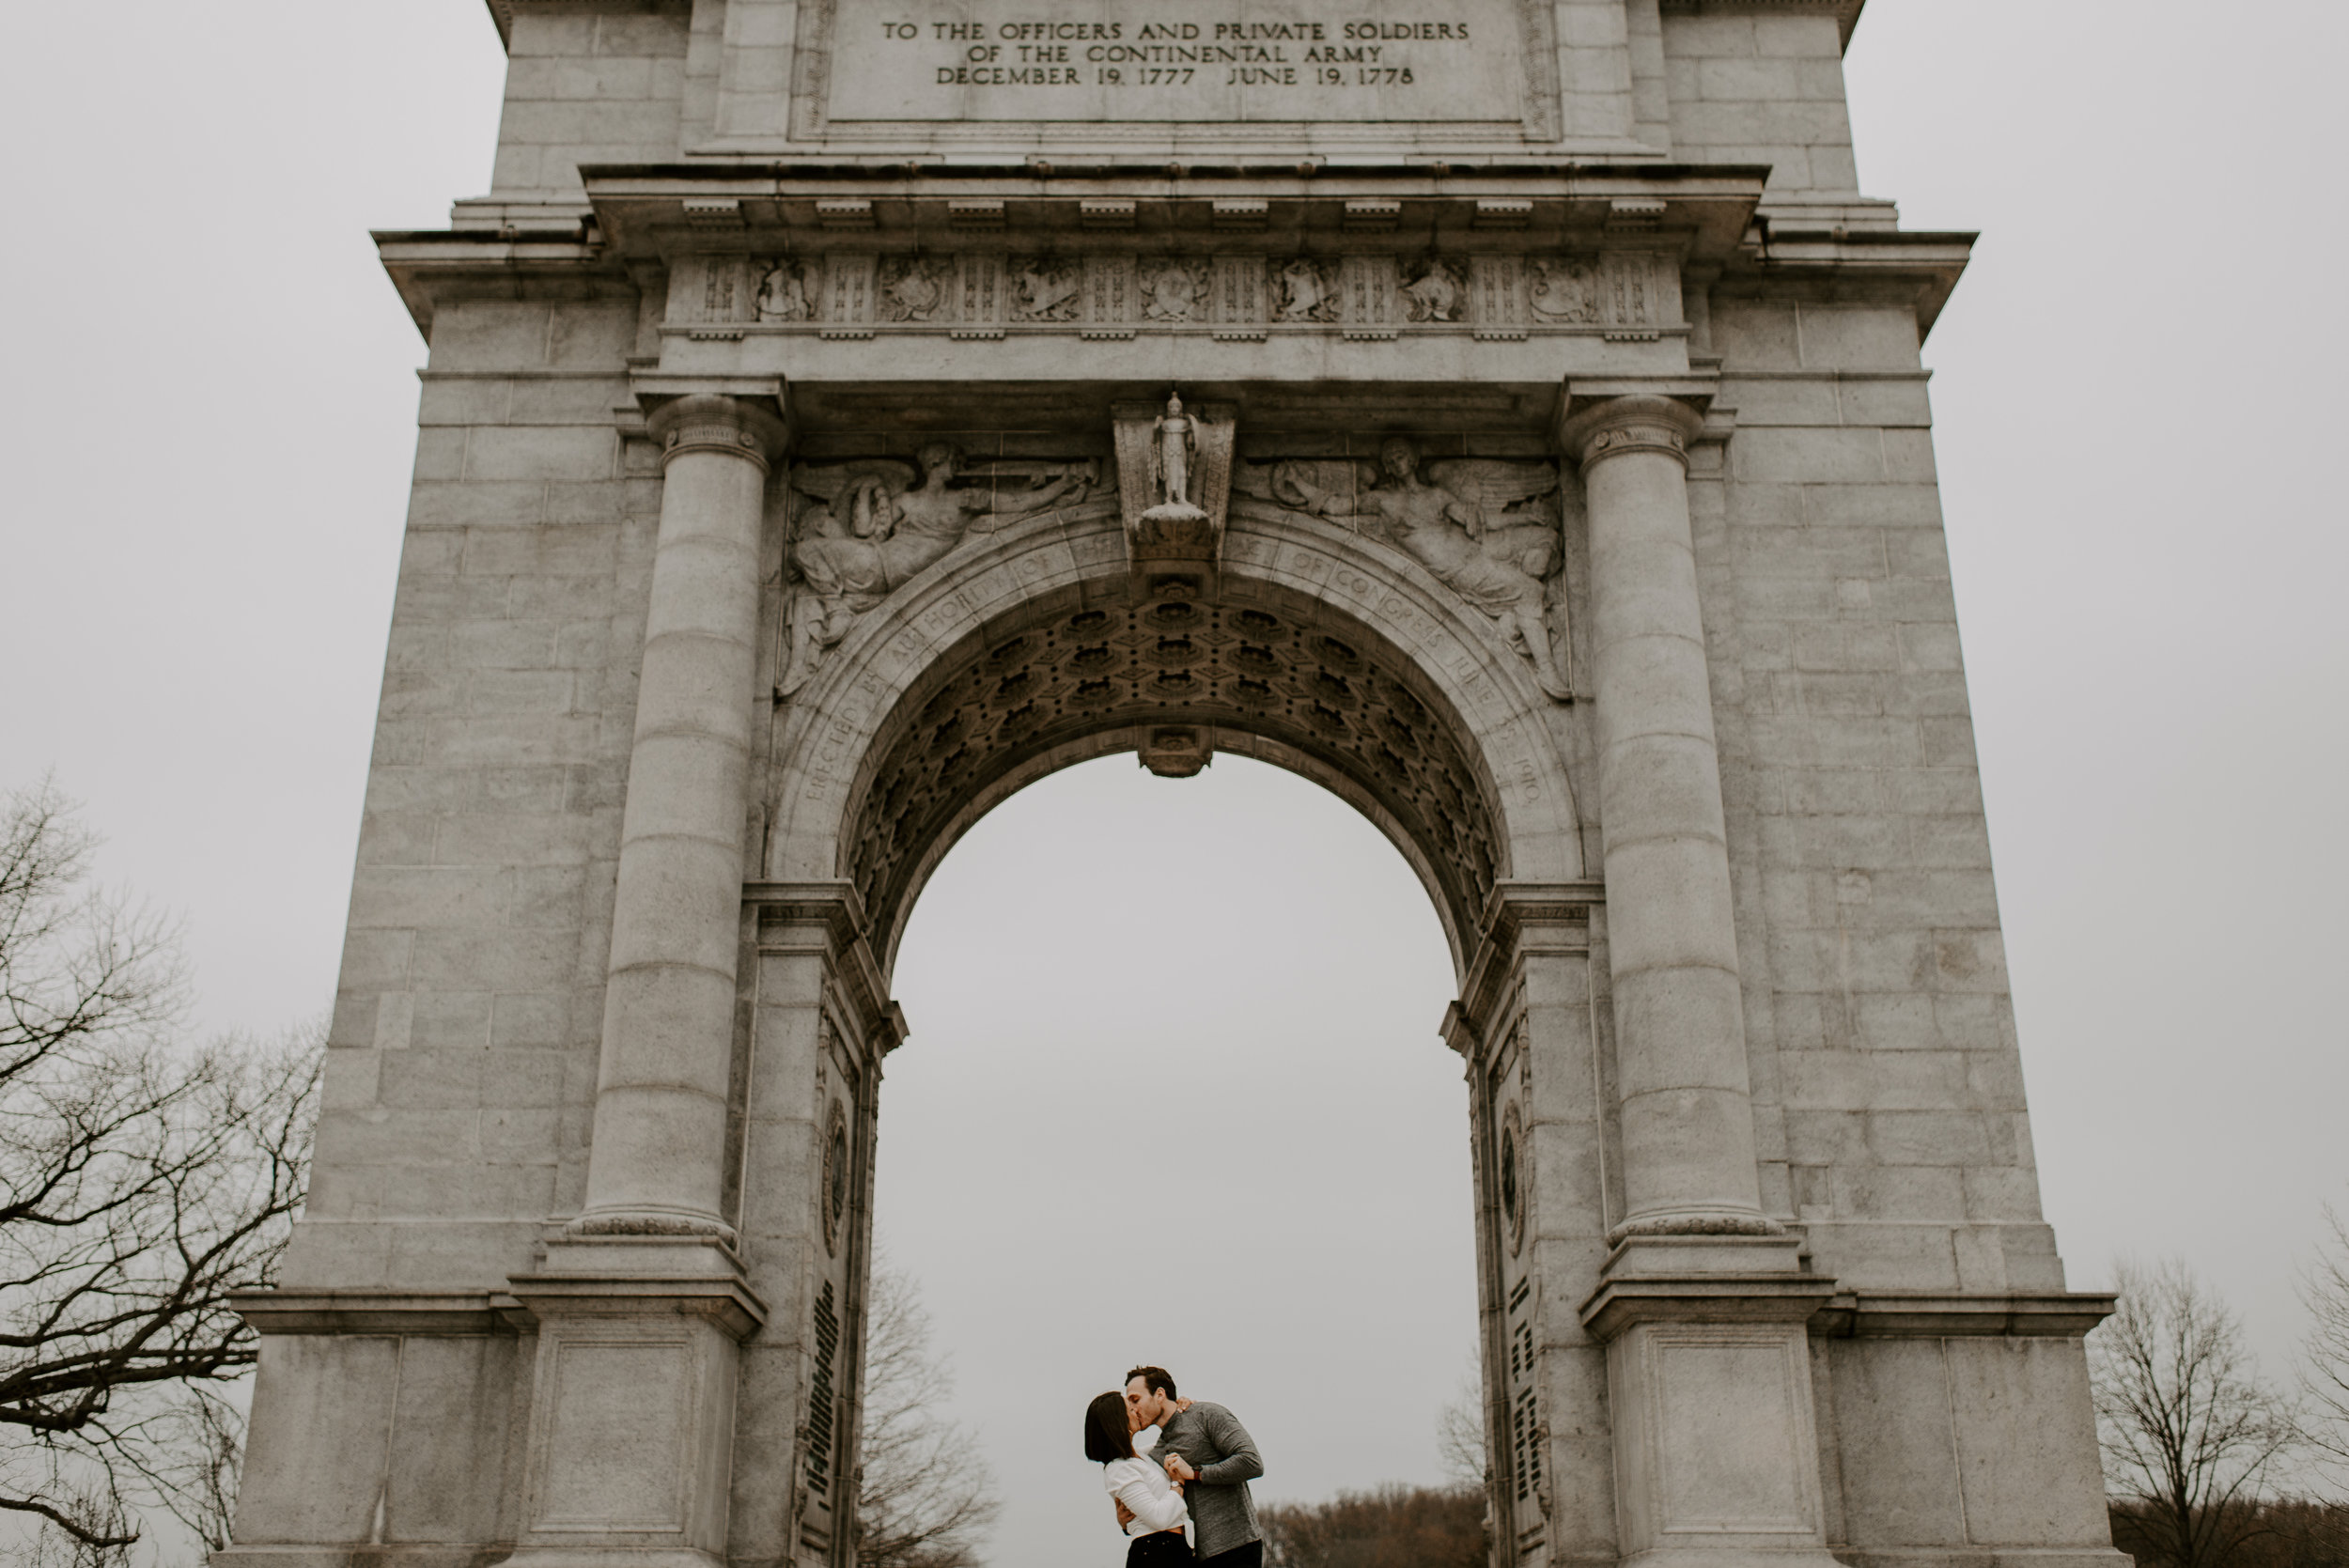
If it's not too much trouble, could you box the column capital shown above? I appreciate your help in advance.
[1556,393,1706,471]
[642,388,790,473]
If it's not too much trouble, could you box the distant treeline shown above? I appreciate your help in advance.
[2108,1500,2349,1568]
[1259,1483,1486,1568]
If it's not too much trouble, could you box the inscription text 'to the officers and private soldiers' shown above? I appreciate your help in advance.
[829,0,1522,121]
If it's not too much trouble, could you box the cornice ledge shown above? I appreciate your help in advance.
[504,1271,770,1341]
[483,0,672,52]
[1579,1271,1843,1343]
[1657,0,1867,53]
[229,1288,532,1337]
[1813,1288,2119,1340]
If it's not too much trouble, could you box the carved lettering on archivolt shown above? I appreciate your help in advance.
[1232,440,1573,702]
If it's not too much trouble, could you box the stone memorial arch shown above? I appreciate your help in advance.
[221,5,2125,1568]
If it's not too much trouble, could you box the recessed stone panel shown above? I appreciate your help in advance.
[823,0,1525,123]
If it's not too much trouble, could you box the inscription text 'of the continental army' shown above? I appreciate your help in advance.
[825,0,1524,122]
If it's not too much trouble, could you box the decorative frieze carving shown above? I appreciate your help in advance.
[681,250,1674,338]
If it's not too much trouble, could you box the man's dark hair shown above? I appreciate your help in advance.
[1084,1390,1136,1464]
[1127,1365,1177,1400]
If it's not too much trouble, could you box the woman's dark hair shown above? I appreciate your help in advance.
[1084,1390,1135,1464]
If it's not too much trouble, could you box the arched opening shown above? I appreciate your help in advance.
[760,528,1587,1567]
[881,752,1473,1565]
[836,573,1517,983]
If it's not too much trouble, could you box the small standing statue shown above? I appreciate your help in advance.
[1142,392,1209,527]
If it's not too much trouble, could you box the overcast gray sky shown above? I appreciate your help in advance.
[2,3,2345,1563]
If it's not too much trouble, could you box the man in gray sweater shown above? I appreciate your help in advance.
[1122,1365,1265,1567]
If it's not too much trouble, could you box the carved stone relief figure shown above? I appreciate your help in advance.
[1272,258,1338,322]
[1401,258,1467,323]
[780,445,1101,695]
[1237,439,1572,700]
[754,259,816,321]
[1527,257,1599,323]
[878,257,952,322]
[1010,259,1082,321]
[1139,259,1208,322]
[1143,393,1208,526]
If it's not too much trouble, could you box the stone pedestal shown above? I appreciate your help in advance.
[502,1245,766,1568]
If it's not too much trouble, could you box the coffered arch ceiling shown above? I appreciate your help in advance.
[839,574,1511,978]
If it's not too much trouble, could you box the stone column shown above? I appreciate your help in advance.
[577,393,787,1238]
[1558,395,1771,1243]
[1561,396,1840,1568]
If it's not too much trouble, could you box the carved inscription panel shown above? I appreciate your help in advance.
[826,0,1525,122]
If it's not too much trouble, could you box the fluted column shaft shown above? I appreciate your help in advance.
[577,395,785,1235]
[1563,396,1770,1239]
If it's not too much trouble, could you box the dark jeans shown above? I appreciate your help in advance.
[1198,1543,1263,1568]
[1127,1530,1193,1566]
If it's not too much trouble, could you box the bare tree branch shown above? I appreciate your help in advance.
[1434,1351,1486,1491]
[2090,1256,2302,1568]
[2295,1203,2349,1487]
[0,780,319,1556]
[856,1260,1000,1568]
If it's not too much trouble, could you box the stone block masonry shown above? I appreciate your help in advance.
[221,6,2125,1568]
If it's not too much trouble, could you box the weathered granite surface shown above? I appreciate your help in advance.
[219,5,2124,1568]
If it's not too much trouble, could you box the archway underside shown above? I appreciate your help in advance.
[841,573,1509,978]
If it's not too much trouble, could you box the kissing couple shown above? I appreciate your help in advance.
[1081,1365,1265,1567]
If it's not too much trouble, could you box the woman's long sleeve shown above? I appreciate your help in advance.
[1106,1465,1190,1533]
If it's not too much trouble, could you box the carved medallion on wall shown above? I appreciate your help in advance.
[1501,1099,1527,1256]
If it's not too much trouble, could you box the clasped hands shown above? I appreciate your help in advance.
[1112,1402,1201,1529]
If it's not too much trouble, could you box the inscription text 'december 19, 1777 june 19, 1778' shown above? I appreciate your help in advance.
[824,0,1526,122]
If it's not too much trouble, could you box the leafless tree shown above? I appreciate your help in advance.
[856,1261,1000,1568]
[1260,1483,1486,1568]
[0,780,320,1557]
[2295,1203,2349,1488]
[2090,1256,2301,1568]
[1434,1354,1486,1490]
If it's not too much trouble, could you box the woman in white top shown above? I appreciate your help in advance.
[1084,1389,1192,1564]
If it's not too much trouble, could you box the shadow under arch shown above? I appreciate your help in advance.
[766,505,1587,984]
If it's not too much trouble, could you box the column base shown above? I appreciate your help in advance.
[499,1549,730,1568]
[501,1247,768,1567]
[1619,1549,1847,1568]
